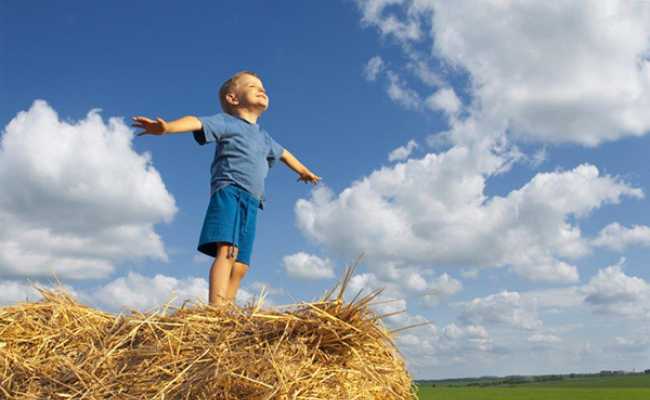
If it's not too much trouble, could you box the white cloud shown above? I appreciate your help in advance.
[520,287,584,310]
[364,56,385,81]
[296,148,641,283]
[356,0,422,42]
[358,0,650,146]
[87,271,207,312]
[346,268,461,309]
[386,71,421,110]
[581,259,650,318]
[459,291,543,330]
[592,223,650,251]
[0,101,177,280]
[282,252,336,280]
[0,279,77,306]
[425,88,461,115]
[420,273,462,306]
[83,273,283,311]
[388,139,418,161]
[431,1,650,145]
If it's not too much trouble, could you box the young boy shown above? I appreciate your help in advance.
[132,71,320,305]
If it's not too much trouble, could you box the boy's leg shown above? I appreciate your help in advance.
[209,243,239,305]
[226,262,249,301]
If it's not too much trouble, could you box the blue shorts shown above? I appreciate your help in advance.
[197,184,259,265]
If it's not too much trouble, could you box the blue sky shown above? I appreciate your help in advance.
[2,1,650,379]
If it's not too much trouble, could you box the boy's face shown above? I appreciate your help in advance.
[229,74,269,113]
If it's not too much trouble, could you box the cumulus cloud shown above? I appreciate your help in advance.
[388,139,418,161]
[296,147,641,283]
[14,272,285,312]
[0,101,177,280]
[87,272,207,312]
[581,259,650,318]
[430,1,650,145]
[0,279,79,306]
[358,0,650,146]
[282,252,336,280]
[592,223,650,251]
[420,273,462,306]
[459,291,543,330]
[347,267,461,309]
[463,259,650,324]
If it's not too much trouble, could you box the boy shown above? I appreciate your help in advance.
[132,71,320,305]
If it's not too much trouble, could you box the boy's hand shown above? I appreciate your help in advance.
[131,116,168,136]
[298,170,321,185]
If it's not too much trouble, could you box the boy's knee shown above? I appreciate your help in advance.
[231,263,249,280]
[215,243,239,260]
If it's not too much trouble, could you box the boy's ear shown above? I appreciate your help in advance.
[225,92,239,106]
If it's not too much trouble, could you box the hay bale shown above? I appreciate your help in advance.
[0,271,416,399]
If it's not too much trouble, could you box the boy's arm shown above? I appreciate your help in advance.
[132,115,202,136]
[280,149,321,184]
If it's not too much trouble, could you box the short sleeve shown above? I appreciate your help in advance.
[193,114,228,145]
[265,132,284,168]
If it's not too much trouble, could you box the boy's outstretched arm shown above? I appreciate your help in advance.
[132,115,202,136]
[280,149,321,184]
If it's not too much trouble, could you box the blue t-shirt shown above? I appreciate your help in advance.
[193,113,284,208]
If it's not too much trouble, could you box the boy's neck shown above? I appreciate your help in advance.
[233,109,262,125]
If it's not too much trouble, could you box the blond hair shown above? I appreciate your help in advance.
[219,71,261,115]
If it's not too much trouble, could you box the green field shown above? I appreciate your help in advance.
[416,374,650,400]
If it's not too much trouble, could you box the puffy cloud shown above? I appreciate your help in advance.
[358,0,650,146]
[296,146,641,283]
[282,252,336,280]
[0,101,177,280]
[346,268,461,311]
[420,273,462,306]
[81,273,282,312]
[592,223,650,251]
[88,272,207,312]
[430,1,650,145]
[581,259,650,318]
[0,279,78,306]
[520,287,584,310]
[459,291,543,330]
[388,139,418,161]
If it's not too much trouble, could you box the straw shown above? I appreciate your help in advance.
[0,267,417,399]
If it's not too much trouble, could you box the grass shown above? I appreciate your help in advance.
[416,373,650,400]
